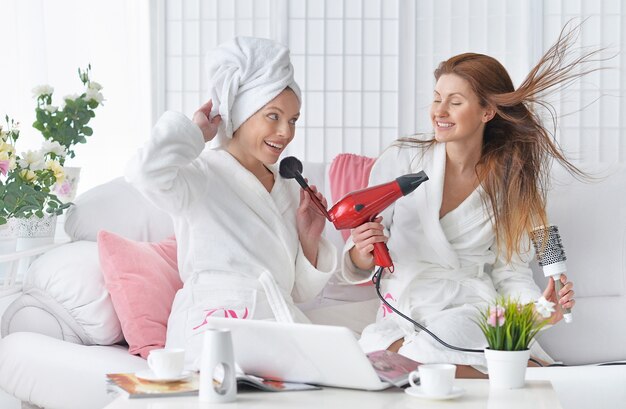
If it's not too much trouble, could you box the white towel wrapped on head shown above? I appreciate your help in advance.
[206,36,302,148]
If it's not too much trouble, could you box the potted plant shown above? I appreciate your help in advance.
[476,296,554,389]
[0,116,71,236]
[31,64,104,202]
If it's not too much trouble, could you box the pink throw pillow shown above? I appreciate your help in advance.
[98,230,182,358]
[329,153,377,241]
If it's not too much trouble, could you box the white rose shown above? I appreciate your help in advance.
[63,93,80,103]
[41,140,67,157]
[534,296,556,318]
[88,81,102,91]
[32,85,54,99]
[44,105,58,113]
[84,88,104,104]
[18,150,46,171]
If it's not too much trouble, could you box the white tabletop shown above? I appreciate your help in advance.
[104,379,561,409]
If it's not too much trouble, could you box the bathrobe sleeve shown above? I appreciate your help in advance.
[125,111,207,213]
[341,145,410,284]
[292,237,337,303]
[489,235,542,304]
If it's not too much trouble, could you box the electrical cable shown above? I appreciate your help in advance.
[372,266,545,367]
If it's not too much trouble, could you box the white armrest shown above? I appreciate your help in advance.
[1,241,123,345]
[0,239,70,297]
[0,239,69,263]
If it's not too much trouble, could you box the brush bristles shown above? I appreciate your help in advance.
[530,225,566,266]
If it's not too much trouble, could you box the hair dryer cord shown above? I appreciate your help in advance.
[372,266,544,368]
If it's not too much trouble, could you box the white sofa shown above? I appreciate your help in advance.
[0,159,625,409]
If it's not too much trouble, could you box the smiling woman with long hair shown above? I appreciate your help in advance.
[344,21,603,377]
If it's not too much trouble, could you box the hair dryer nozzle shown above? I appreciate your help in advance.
[396,171,429,196]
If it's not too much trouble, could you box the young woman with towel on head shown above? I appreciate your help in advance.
[127,37,337,367]
[343,23,594,377]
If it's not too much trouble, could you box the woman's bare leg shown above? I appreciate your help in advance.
[386,339,549,378]
[387,339,486,378]
[387,338,404,353]
[456,365,488,379]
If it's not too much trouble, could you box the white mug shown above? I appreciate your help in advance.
[147,348,185,379]
[408,363,456,396]
[199,328,237,403]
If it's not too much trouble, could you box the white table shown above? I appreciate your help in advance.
[104,379,561,409]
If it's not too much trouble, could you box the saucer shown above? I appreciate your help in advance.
[135,370,192,382]
[405,385,465,400]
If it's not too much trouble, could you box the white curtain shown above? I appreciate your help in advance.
[156,0,622,165]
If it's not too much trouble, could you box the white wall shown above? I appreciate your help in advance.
[0,0,152,196]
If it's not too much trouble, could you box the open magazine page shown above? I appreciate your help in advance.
[106,371,320,399]
[366,350,421,387]
[106,373,198,399]
[237,373,321,392]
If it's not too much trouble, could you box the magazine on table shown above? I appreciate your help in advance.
[366,350,421,387]
[106,370,320,399]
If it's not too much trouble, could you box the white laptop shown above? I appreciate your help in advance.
[205,317,391,391]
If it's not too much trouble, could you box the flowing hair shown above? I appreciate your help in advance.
[399,21,607,261]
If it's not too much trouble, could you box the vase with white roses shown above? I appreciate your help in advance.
[31,64,104,202]
[476,296,555,389]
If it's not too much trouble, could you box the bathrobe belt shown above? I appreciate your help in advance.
[388,263,494,333]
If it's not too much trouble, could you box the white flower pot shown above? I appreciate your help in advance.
[484,348,530,389]
[16,214,57,239]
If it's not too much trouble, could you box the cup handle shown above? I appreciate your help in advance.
[408,370,420,388]
[147,355,154,371]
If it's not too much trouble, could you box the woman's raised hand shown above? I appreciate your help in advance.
[192,100,221,142]
[297,183,328,241]
[349,216,387,270]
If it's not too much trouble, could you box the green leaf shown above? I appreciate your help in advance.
[33,120,45,131]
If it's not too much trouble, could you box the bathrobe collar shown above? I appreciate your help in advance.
[412,142,461,270]
[210,149,297,262]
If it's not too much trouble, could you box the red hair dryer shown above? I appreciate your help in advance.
[279,157,428,269]
[328,172,428,269]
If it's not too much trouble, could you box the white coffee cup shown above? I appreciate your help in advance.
[147,348,185,379]
[408,363,456,396]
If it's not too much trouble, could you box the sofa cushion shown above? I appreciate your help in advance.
[98,231,182,358]
[8,241,124,345]
[328,153,377,241]
[65,177,175,242]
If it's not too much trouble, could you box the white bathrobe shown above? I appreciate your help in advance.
[341,142,546,368]
[126,111,337,366]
